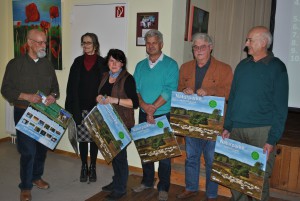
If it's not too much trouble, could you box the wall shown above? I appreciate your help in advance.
[0,0,12,139]
[0,0,195,168]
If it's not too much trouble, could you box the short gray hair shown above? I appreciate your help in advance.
[192,33,213,46]
[261,31,273,48]
[144,29,163,43]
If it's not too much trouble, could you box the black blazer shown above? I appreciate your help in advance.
[65,55,107,125]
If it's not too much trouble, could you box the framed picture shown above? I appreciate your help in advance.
[136,12,159,46]
[187,6,209,41]
[184,0,191,41]
[12,0,62,70]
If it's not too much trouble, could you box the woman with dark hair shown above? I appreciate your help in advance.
[65,33,107,182]
[96,49,138,200]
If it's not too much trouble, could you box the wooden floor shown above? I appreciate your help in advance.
[86,175,288,201]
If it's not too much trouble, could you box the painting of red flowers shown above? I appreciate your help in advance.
[13,0,62,70]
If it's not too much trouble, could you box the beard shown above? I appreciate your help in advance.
[37,48,47,58]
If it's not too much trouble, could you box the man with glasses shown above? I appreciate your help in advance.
[222,26,288,201]
[1,29,59,201]
[176,33,233,200]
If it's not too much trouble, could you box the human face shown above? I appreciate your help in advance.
[193,39,212,64]
[108,56,123,73]
[145,36,163,57]
[28,32,47,58]
[81,36,95,55]
[245,29,266,58]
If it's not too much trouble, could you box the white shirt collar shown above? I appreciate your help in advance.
[148,53,164,69]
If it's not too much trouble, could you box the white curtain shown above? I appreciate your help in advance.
[208,0,272,70]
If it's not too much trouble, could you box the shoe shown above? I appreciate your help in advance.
[158,191,168,201]
[89,164,97,182]
[20,190,31,201]
[32,179,50,189]
[104,191,126,201]
[102,182,114,192]
[176,190,198,199]
[132,184,152,193]
[80,164,88,182]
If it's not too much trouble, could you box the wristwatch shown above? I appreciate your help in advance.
[50,92,58,98]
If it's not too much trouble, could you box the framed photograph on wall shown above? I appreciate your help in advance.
[187,6,209,41]
[136,12,159,46]
[184,0,191,41]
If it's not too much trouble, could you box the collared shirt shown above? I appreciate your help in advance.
[195,57,211,90]
[148,53,164,69]
[245,51,274,65]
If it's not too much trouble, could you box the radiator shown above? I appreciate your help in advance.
[5,102,16,143]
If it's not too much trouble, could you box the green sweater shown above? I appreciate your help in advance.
[224,54,289,145]
[133,54,179,115]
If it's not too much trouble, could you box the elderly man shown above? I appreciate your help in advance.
[132,29,179,201]
[176,33,233,200]
[222,26,288,201]
[1,29,59,201]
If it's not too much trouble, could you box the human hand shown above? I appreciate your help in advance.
[263,143,274,160]
[44,95,56,106]
[196,88,207,96]
[221,129,230,139]
[143,104,156,116]
[146,114,155,124]
[96,95,105,104]
[27,94,42,103]
[183,87,194,95]
[103,96,118,105]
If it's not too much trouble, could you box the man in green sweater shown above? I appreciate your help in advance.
[132,29,179,201]
[222,26,289,201]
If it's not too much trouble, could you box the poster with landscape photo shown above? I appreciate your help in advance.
[16,91,72,150]
[83,104,132,164]
[211,136,267,200]
[131,116,181,163]
[170,91,225,141]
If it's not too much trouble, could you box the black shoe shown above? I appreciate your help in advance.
[80,164,88,182]
[105,191,126,201]
[89,164,97,182]
[102,182,114,192]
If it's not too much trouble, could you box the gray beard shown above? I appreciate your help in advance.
[37,50,46,58]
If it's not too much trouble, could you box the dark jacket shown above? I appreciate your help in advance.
[65,55,107,125]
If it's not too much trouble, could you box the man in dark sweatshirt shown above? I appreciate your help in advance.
[222,26,289,201]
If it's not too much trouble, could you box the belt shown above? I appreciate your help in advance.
[14,104,28,109]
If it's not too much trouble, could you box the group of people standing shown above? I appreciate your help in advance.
[1,25,288,201]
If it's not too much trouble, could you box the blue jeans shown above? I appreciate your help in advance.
[112,147,128,194]
[185,136,218,198]
[139,111,171,192]
[14,107,48,190]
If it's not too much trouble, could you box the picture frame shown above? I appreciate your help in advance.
[186,5,209,41]
[12,0,62,70]
[136,12,159,46]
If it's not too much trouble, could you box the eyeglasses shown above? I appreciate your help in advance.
[29,38,48,46]
[81,41,93,46]
[192,45,209,51]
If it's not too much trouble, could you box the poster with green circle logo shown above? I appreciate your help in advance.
[157,121,164,128]
[209,100,217,108]
[118,131,124,139]
[251,151,259,160]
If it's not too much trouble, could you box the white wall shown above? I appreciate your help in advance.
[0,0,186,168]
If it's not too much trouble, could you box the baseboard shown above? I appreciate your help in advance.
[0,137,10,143]
[53,148,143,174]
